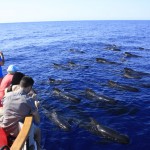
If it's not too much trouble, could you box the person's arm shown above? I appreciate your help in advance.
[0,52,4,66]
[32,110,40,124]
[4,87,8,95]
[28,88,40,109]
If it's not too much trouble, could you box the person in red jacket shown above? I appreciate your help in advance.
[0,65,18,107]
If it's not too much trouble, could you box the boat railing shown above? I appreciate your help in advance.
[10,116,33,150]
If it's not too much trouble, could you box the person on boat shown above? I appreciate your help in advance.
[0,64,18,107]
[5,71,40,109]
[0,51,5,84]
[0,76,41,150]
[5,72,25,94]
[0,72,25,117]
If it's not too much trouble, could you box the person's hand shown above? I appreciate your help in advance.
[31,93,37,99]
[35,101,40,109]
[28,90,37,99]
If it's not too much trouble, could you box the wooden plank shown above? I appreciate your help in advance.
[10,116,33,150]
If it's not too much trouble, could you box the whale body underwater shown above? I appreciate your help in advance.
[42,107,71,131]
[85,118,130,144]
[85,88,117,104]
[52,88,81,103]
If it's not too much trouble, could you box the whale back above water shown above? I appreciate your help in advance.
[124,52,141,58]
[96,58,120,65]
[108,80,139,92]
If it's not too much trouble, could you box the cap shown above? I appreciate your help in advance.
[7,65,18,73]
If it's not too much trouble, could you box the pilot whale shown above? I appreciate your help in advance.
[124,68,149,76]
[42,107,71,131]
[69,49,85,54]
[51,111,71,131]
[49,77,69,85]
[123,67,149,79]
[124,52,141,58]
[85,88,117,104]
[96,58,120,65]
[67,61,78,67]
[108,80,139,92]
[123,72,142,79]
[104,44,121,51]
[84,118,130,144]
[49,78,63,84]
[53,63,70,70]
[53,88,81,103]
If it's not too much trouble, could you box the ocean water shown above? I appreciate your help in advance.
[0,20,150,150]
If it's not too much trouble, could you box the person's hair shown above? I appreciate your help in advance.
[12,72,25,85]
[7,72,25,92]
[20,76,34,88]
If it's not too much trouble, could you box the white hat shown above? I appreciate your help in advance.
[7,65,18,73]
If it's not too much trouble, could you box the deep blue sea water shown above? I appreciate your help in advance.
[0,21,150,150]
